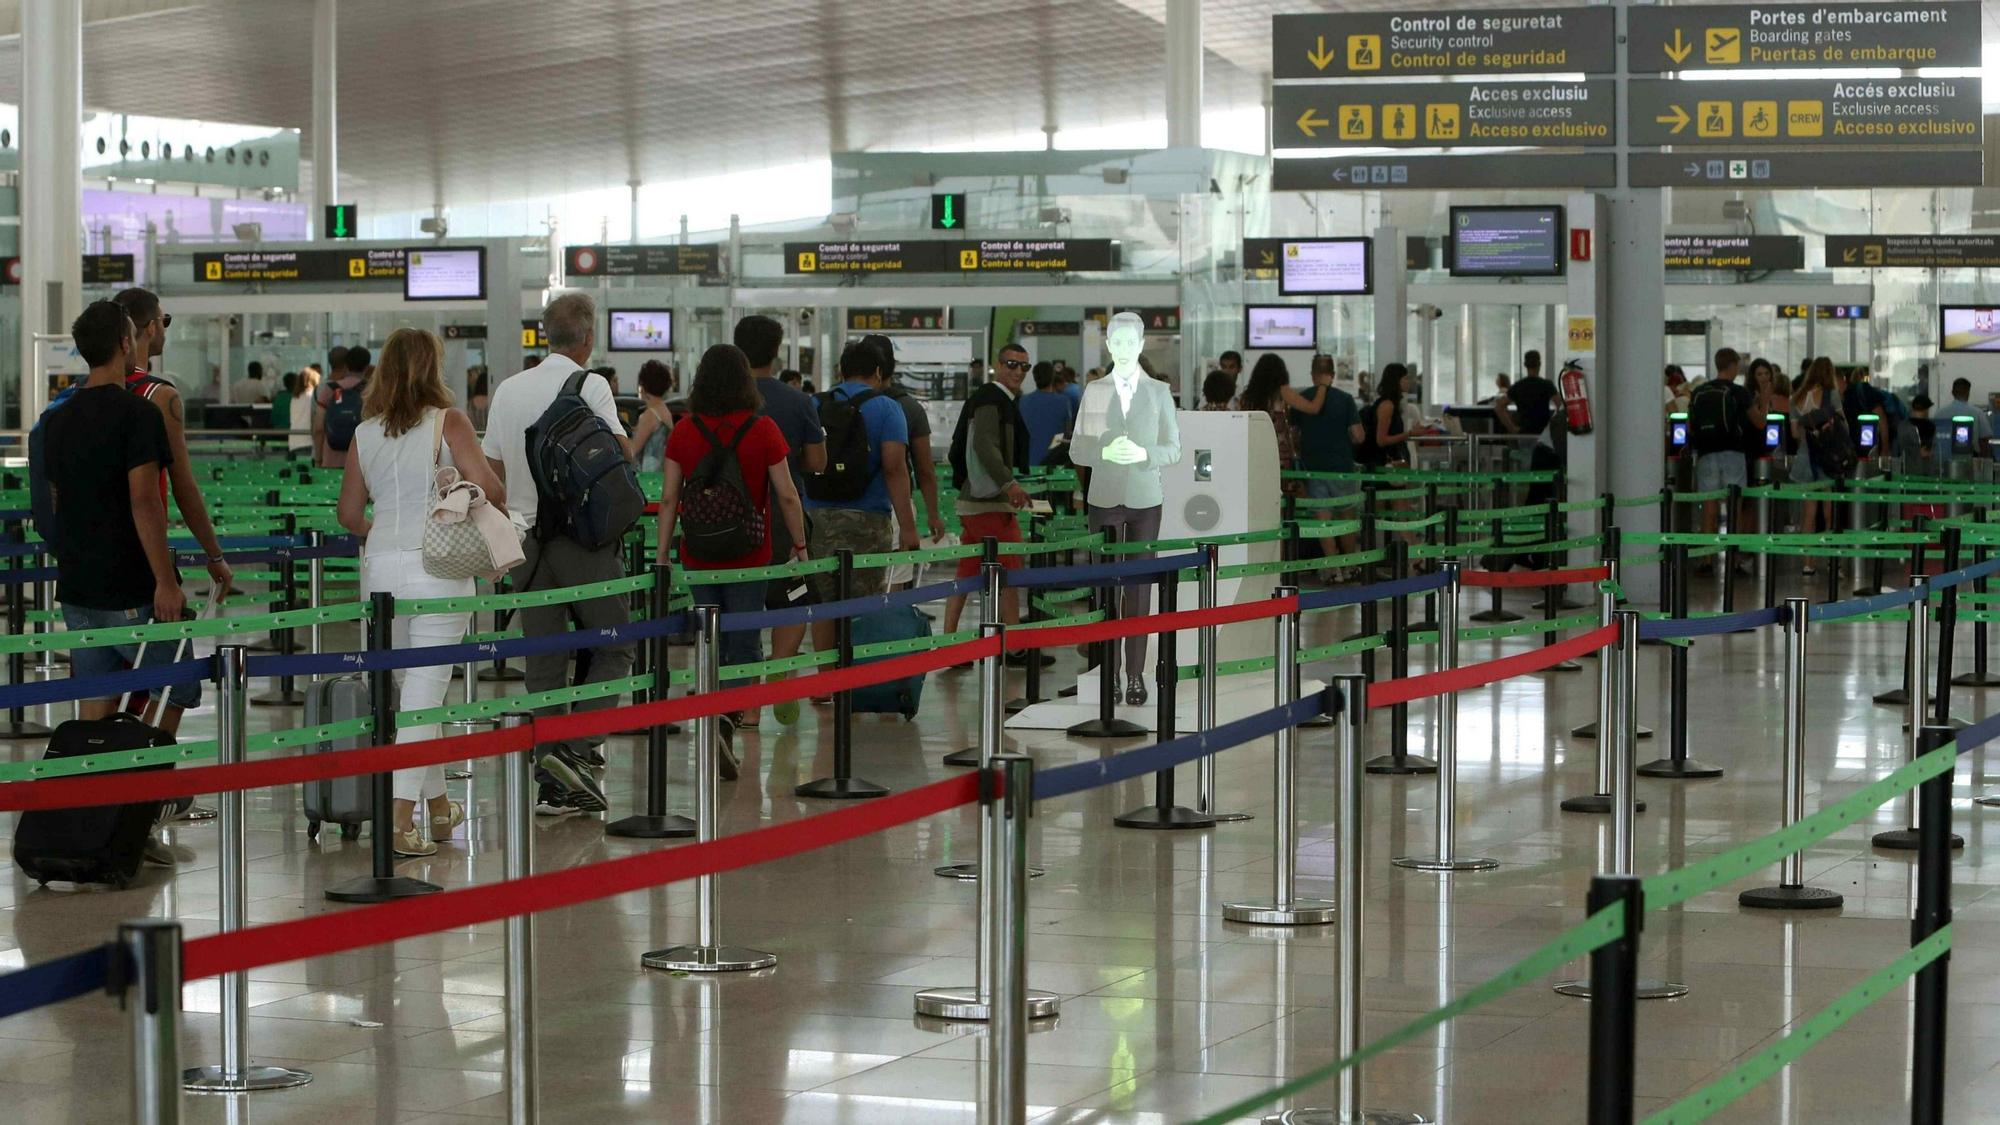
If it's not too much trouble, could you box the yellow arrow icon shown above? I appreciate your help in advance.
[1665,28,1692,64]
[1842,248,1858,264]
[1296,108,1331,138]
[1655,104,1689,134]
[1308,35,1336,71]
[1259,250,1276,266]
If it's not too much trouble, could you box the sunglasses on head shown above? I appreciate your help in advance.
[999,358,1031,371]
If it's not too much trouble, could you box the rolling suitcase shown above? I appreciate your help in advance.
[13,639,183,888]
[848,606,929,720]
[303,672,375,841]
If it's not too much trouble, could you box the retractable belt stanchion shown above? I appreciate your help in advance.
[1557,612,1687,1002]
[1854,491,1890,597]
[1224,586,1337,926]
[1955,537,2000,686]
[1721,483,1742,613]
[1469,508,1519,625]
[1876,526,1928,708]
[916,623,1059,1020]
[1394,563,1497,872]
[1564,537,1649,815]
[120,918,185,1125]
[1825,477,1847,605]
[307,529,327,657]
[1543,491,1583,673]
[184,647,312,1093]
[1582,874,1644,1125]
[251,517,304,706]
[1740,599,1844,910]
[985,752,1034,1125]
[0,515,50,740]
[500,712,540,1123]
[1007,540,1049,714]
[1115,561,1213,829]
[1262,675,1428,1125]
[1195,544,1250,823]
[608,562,696,837]
[1637,544,1724,780]
[1069,525,1144,738]
[1931,526,1968,729]
[1657,488,1674,598]
[644,606,776,972]
[479,570,526,682]
[946,549,1005,769]
[326,592,442,903]
[1367,539,1436,775]
[1911,723,1955,1125]
[797,548,889,797]
[1878,577,1967,851]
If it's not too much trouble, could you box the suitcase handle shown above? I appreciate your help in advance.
[118,589,223,723]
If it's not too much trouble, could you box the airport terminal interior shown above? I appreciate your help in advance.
[14,1,2000,1122]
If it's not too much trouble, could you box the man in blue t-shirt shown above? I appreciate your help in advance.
[1293,355,1367,582]
[805,339,916,654]
[1017,354,1073,466]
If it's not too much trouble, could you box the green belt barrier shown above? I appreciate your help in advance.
[1616,491,1666,508]
[1103,528,1286,554]
[1216,557,1327,581]
[1290,492,1367,509]
[1377,513,1445,532]
[1290,519,1363,539]
[1643,927,1950,1125]
[1631,530,1932,549]
[854,628,979,660]
[668,650,840,686]
[1408,537,1492,561]
[1458,502,1555,523]
[1033,588,1094,609]
[1284,468,1555,484]
[1367,486,1436,502]
[1174,634,1386,683]
[0,600,370,656]
[27,610,58,625]
[852,543,983,568]
[1668,488,1733,503]
[398,572,653,615]
[999,531,1102,556]
[1191,903,1624,1125]
[1483,533,1603,557]
[0,716,375,782]
[1625,551,1664,568]
[1459,611,1598,643]
[670,556,839,585]
[464,628,524,644]
[1559,497,1608,512]
[1303,634,1389,662]
[401,672,651,728]
[1019,608,1105,630]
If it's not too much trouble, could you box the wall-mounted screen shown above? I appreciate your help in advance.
[1277,238,1372,296]
[1940,306,2000,352]
[608,309,673,352]
[1245,305,1316,350]
[1447,206,1564,277]
[403,247,485,300]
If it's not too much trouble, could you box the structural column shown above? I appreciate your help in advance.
[1373,225,1407,372]
[19,0,83,429]
[312,0,339,228]
[485,239,525,385]
[1165,0,1202,147]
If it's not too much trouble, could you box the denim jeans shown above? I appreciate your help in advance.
[61,603,202,711]
[689,578,769,688]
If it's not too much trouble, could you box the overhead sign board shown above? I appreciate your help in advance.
[1627,2,1978,73]
[847,308,947,331]
[1825,235,2000,269]
[1017,320,1081,337]
[565,244,720,278]
[1627,77,1980,147]
[441,324,487,340]
[1663,234,1804,271]
[1630,149,1982,188]
[930,193,968,231]
[1274,80,1616,149]
[1270,7,1615,79]
[1665,319,1711,336]
[1778,304,1869,319]
[1273,153,1615,191]
[3,254,135,286]
[784,239,1117,274]
[324,203,359,239]
[194,248,406,283]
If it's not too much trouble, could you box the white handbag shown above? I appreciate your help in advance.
[421,410,525,581]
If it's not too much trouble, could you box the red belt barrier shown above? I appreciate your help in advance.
[1460,565,1610,589]
[182,773,981,981]
[1008,593,1300,654]
[1368,624,1616,709]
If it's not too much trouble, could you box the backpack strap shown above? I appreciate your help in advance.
[562,370,589,398]
[843,388,877,410]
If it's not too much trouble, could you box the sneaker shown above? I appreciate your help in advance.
[142,837,175,868]
[715,716,740,781]
[171,799,215,822]
[580,746,607,769]
[773,686,800,726]
[392,826,438,858]
[534,789,579,817]
[428,800,466,843]
[536,748,609,812]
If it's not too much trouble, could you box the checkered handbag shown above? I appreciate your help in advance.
[421,411,525,581]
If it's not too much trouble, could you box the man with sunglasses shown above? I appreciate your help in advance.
[942,342,1033,633]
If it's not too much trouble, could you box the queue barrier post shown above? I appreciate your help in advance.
[1825,477,1846,605]
[608,563,696,836]
[643,605,776,973]
[1069,525,1145,738]
[307,529,327,656]
[1394,563,1497,873]
[1875,520,1930,708]
[34,573,57,717]
[1637,543,1724,780]
[1931,527,1967,729]
[1367,538,1436,775]
[945,549,1005,769]
[184,646,312,1094]
[1563,546,1647,813]
[1542,494,1582,673]
[325,591,442,903]
[1583,875,1644,1125]
[1912,723,1955,1125]
[1721,484,1742,613]
[1740,599,1844,910]
[797,548,889,798]
[0,515,51,740]
[500,712,540,1123]
[251,512,303,706]
[1955,537,2000,686]
[119,918,185,1125]
[985,752,1034,1124]
[1468,507,1520,625]
[1877,578,1966,851]
[1854,490,1890,597]
[1657,488,1673,597]
[1115,557,1212,829]
[1195,543,1250,823]
[478,569,527,683]
[1007,538,1048,714]
[1224,586,1337,926]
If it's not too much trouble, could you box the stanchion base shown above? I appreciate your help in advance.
[1066,716,1148,738]
[1391,854,1500,872]
[605,812,696,839]
[1201,809,1255,823]
[795,776,891,800]
[942,747,980,768]
[477,665,526,683]
[1364,754,1437,775]
[641,944,777,973]
[1975,793,2000,807]
[1222,898,1339,925]
[1636,758,1725,779]
[1954,671,2000,687]
[249,691,303,707]
[1265,1109,1432,1124]
[911,985,1060,1022]
[0,717,53,740]
[1739,884,1845,910]
[1468,609,1523,624]
[1300,713,1335,728]
[1873,687,1909,706]
[1553,978,1689,1000]
[182,1064,313,1093]
[1545,660,1584,673]
[1871,828,1966,851]
[1004,696,1041,714]
[1057,685,1079,699]
[933,862,1047,880]
[1558,793,1646,815]
[1113,804,1216,830]
[324,874,442,903]
[1569,721,1655,740]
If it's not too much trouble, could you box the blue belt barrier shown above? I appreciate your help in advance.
[1926,553,2000,594]
[0,507,28,521]
[0,657,212,711]
[0,541,44,560]
[1638,605,1788,641]
[1810,583,1928,623]
[1033,691,1333,802]
[1006,551,1202,591]
[250,613,687,678]
[0,944,110,1021]
[721,575,978,633]
[1958,709,2000,756]
[0,565,58,587]
[1298,569,1452,612]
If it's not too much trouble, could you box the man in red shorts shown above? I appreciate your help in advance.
[944,342,1033,633]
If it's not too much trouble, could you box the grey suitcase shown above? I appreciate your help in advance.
[303,672,374,841]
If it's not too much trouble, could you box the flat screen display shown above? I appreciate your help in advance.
[403,247,485,301]
[1940,306,2000,352]
[1448,206,1565,277]
[1764,415,1785,450]
[1858,421,1878,450]
[1277,238,1372,296]
[1954,418,1976,447]
[1669,413,1689,450]
[608,309,673,352]
[1244,305,1317,350]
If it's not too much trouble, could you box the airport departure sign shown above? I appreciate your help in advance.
[565,244,719,278]
[847,308,946,330]
[1663,235,1804,271]
[194,248,406,283]
[1274,80,1616,149]
[783,239,1117,274]
[1270,7,1614,79]
[1825,235,2000,269]
[1627,2,1978,73]
[1627,77,1980,148]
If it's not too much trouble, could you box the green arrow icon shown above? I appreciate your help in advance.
[333,208,348,237]
[940,195,957,229]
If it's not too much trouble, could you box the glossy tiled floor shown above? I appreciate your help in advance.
[7,571,2000,1123]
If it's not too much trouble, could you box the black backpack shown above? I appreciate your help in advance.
[526,370,647,549]
[1686,380,1746,454]
[807,388,878,503]
[322,382,364,451]
[679,416,765,562]
[1803,402,1858,480]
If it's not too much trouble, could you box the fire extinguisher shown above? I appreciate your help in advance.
[1559,360,1594,436]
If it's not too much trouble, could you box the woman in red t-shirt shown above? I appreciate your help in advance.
[659,344,806,698]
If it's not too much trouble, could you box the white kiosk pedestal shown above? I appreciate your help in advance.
[1009,411,1324,733]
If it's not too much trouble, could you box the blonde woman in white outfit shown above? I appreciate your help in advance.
[337,328,508,857]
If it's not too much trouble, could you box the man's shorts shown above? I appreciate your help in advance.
[764,512,820,611]
[1303,476,1359,505]
[807,508,892,603]
[1694,450,1747,492]
[955,511,1026,579]
[62,603,202,711]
